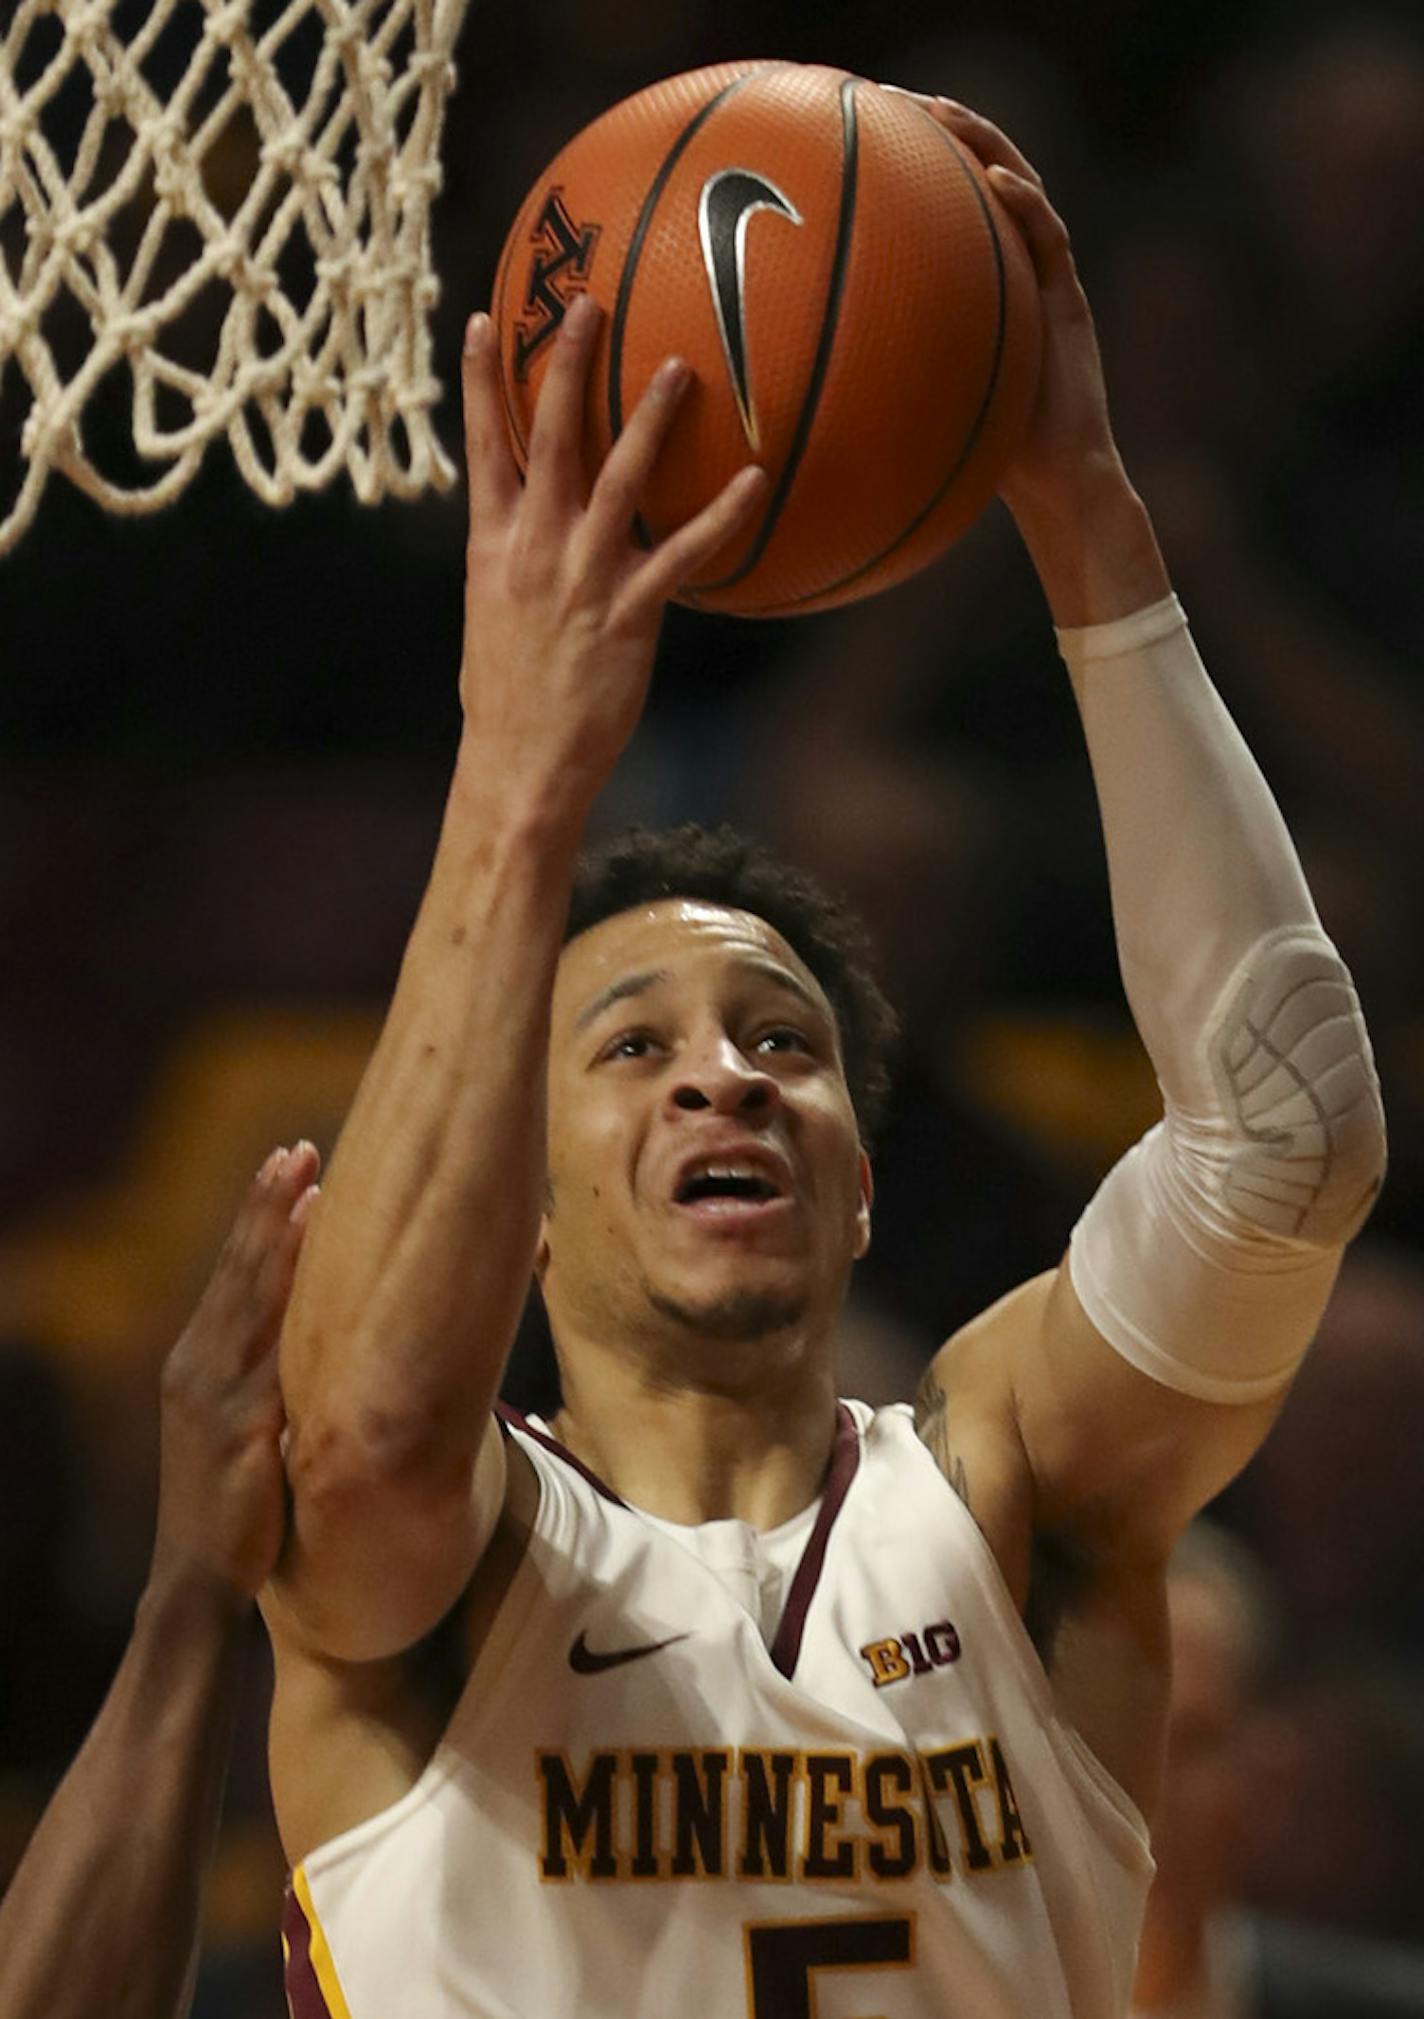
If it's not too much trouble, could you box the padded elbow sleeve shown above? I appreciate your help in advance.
[1069,924,1386,1402]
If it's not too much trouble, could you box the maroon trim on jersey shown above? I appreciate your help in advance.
[496,1401,627,1506]
[769,1401,861,1679]
[282,1880,335,2019]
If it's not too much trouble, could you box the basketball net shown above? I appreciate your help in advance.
[0,0,471,553]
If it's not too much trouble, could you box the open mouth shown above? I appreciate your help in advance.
[673,1161,788,1211]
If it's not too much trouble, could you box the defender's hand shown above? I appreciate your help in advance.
[151,1143,319,1601]
[458,301,766,820]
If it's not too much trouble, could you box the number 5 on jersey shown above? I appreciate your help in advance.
[746,1915,913,2018]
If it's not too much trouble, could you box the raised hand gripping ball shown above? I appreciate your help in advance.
[493,62,1041,617]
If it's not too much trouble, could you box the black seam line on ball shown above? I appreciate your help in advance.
[609,71,766,552]
[741,109,1010,616]
[695,72,862,594]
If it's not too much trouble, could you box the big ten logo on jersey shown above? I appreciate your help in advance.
[859,1619,962,1689]
[514,189,601,380]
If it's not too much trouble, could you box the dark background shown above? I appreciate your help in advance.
[2,0,1422,2009]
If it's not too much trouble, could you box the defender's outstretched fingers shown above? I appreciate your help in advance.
[628,464,768,611]
[248,1141,320,1250]
[462,314,520,520]
[579,355,692,574]
[205,1142,321,1374]
[522,292,603,524]
[254,1139,320,1308]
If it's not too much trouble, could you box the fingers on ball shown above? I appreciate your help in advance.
[462,314,520,511]
[637,464,767,605]
[585,356,692,540]
[939,101,1045,187]
[524,294,604,498]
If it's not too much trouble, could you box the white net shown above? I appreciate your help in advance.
[0,0,472,552]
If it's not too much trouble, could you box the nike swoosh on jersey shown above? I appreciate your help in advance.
[567,1629,691,1674]
[697,167,803,450]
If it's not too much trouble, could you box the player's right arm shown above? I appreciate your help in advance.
[268,300,765,1663]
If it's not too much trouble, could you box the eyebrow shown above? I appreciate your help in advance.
[574,969,669,1032]
[574,956,829,1034]
[737,957,827,1020]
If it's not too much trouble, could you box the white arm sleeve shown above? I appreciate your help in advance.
[1058,596,1386,1403]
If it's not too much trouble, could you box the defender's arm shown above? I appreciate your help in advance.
[0,1576,252,2019]
[0,1147,315,2019]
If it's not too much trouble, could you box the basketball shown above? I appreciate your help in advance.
[492,61,1042,618]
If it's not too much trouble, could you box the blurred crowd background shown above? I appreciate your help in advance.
[1,0,1422,2011]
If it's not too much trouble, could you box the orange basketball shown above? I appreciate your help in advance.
[492,62,1042,618]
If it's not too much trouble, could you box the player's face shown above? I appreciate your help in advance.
[541,901,871,1361]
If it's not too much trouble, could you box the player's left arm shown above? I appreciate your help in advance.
[915,106,1387,1581]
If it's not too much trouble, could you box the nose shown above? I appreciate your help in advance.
[669,1034,780,1119]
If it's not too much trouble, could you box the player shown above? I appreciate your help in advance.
[0,1143,318,2019]
[262,104,1386,2018]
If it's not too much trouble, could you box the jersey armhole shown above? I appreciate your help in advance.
[879,1400,1153,1867]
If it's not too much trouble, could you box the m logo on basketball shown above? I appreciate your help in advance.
[514,189,601,380]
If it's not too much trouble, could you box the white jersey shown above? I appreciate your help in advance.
[283,1401,1152,2019]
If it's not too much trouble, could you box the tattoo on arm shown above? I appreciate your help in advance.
[913,1371,970,1509]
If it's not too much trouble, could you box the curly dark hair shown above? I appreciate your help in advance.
[565,824,899,1141]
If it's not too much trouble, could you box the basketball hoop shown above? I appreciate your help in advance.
[0,0,472,553]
